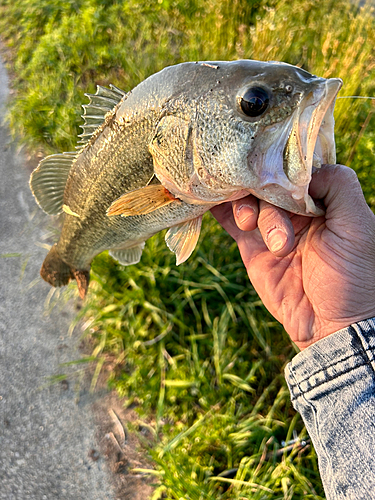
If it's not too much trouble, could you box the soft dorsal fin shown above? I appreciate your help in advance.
[77,84,127,147]
[30,152,77,215]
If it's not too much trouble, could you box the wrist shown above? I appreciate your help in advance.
[295,314,375,351]
[286,316,375,388]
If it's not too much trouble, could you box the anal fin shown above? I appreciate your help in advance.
[165,216,202,265]
[107,185,179,217]
[109,242,145,266]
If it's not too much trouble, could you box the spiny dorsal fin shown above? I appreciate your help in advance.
[30,152,77,215]
[77,84,127,148]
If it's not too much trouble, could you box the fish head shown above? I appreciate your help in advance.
[235,61,342,215]
[150,60,342,215]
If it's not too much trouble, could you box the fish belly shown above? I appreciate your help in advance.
[56,199,210,269]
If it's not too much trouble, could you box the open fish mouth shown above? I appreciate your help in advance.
[283,78,343,186]
[250,77,343,216]
[282,77,343,215]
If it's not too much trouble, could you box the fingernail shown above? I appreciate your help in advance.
[237,205,255,225]
[267,229,288,253]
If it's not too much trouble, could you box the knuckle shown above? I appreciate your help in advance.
[258,203,283,229]
[335,164,358,183]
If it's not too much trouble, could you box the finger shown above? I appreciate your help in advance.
[232,195,259,231]
[309,164,371,223]
[210,202,243,241]
[257,200,295,256]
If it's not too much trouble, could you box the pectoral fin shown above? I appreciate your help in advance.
[165,216,202,265]
[107,185,179,217]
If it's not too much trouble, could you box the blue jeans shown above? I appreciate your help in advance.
[285,318,375,499]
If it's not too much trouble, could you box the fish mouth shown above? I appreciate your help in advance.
[250,77,343,216]
[282,77,343,213]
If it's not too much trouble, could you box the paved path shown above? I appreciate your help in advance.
[0,56,115,499]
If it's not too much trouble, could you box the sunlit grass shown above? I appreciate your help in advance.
[1,0,375,497]
[75,216,313,498]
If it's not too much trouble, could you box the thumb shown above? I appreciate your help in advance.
[309,164,371,224]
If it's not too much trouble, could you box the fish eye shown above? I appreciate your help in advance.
[240,87,270,117]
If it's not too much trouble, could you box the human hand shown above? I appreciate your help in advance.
[211,165,375,350]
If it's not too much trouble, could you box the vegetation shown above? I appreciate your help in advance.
[1,0,375,497]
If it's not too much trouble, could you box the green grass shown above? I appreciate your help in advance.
[73,217,316,499]
[2,0,375,497]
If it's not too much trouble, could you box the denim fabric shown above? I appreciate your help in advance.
[285,318,375,499]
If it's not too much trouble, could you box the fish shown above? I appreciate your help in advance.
[30,60,342,298]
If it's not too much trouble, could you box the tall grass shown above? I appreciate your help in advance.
[1,0,375,497]
[75,216,314,499]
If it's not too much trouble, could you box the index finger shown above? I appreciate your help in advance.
[257,201,295,256]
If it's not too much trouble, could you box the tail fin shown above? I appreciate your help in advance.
[40,244,90,299]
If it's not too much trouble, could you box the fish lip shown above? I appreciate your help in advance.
[304,78,342,169]
[281,77,343,214]
[284,78,343,183]
[311,78,343,167]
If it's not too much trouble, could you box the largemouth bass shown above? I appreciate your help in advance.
[30,60,342,298]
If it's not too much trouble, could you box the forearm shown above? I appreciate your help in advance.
[285,318,375,500]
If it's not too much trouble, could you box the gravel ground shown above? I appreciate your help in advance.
[0,54,116,500]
